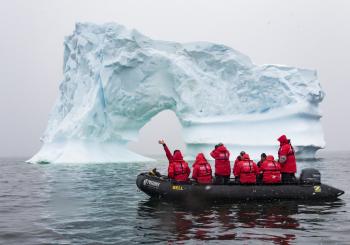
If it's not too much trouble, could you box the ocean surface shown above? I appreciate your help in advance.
[0,151,349,244]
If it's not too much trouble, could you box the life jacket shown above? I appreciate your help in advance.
[192,153,212,184]
[239,161,257,183]
[169,150,190,181]
[196,164,212,183]
[238,154,257,184]
[260,155,281,184]
[173,161,186,176]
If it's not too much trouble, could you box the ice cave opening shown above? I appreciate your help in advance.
[128,109,185,158]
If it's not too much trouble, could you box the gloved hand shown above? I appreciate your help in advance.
[279,156,287,163]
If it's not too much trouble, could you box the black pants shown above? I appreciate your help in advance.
[282,173,297,184]
[214,174,230,185]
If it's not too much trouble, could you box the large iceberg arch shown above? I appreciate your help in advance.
[29,22,325,163]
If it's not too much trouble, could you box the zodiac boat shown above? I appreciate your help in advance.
[136,168,344,201]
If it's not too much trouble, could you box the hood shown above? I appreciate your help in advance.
[266,155,275,161]
[278,135,288,144]
[216,145,228,152]
[173,150,183,161]
[193,153,208,166]
[242,153,250,160]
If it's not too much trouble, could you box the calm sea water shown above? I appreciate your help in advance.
[0,151,349,244]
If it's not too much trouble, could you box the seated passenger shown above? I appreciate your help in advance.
[210,143,231,184]
[192,153,212,184]
[233,151,245,175]
[234,154,258,184]
[159,139,190,182]
[259,155,281,184]
[257,153,267,168]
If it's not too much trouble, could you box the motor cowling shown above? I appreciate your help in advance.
[300,168,321,185]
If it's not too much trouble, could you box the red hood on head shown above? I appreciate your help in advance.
[193,153,208,166]
[173,150,183,161]
[242,154,250,160]
[196,153,207,162]
[216,145,227,152]
[278,135,288,144]
[266,155,275,161]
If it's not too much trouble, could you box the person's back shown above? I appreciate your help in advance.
[192,153,212,184]
[260,155,281,184]
[210,143,231,184]
[159,140,190,182]
[233,151,245,176]
[235,154,258,184]
[277,135,297,183]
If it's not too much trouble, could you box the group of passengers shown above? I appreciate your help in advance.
[157,134,297,185]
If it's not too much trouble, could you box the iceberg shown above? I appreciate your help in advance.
[29,22,325,164]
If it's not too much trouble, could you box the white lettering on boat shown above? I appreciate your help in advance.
[143,179,160,189]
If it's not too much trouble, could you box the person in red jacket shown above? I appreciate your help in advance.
[192,153,212,184]
[233,151,245,176]
[159,139,190,182]
[259,155,281,184]
[277,135,297,184]
[210,143,231,184]
[234,154,258,184]
[257,153,267,168]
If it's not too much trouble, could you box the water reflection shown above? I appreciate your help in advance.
[136,198,345,244]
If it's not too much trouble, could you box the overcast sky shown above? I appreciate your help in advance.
[0,0,349,157]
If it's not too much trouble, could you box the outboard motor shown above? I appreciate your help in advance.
[300,168,321,185]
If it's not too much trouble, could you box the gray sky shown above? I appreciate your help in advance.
[0,0,349,157]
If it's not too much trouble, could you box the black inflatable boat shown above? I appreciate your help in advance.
[136,169,344,201]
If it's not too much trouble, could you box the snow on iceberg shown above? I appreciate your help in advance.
[29,22,325,164]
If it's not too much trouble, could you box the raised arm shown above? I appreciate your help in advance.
[159,139,173,162]
[210,149,218,159]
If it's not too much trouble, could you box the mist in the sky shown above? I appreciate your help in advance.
[0,0,349,157]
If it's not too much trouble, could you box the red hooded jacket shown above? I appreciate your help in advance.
[192,153,212,184]
[234,154,258,184]
[277,135,297,173]
[259,155,281,184]
[163,144,190,181]
[210,145,231,176]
